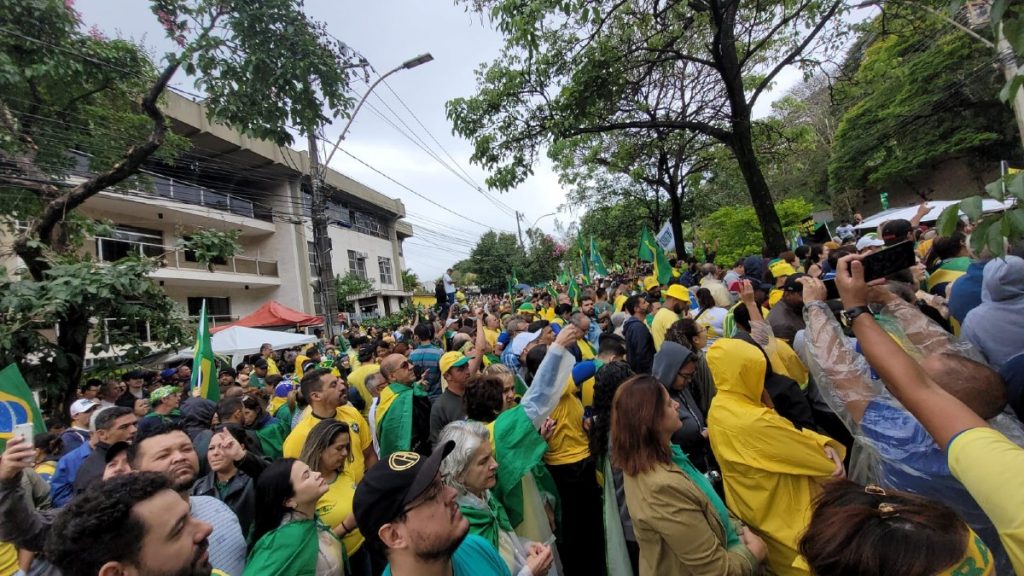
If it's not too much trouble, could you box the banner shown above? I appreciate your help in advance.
[190,300,219,401]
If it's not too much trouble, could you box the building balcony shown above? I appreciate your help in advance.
[88,237,281,289]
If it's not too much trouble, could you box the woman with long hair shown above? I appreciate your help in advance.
[245,458,342,575]
[800,480,996,575]
[651,342,715,475]
[242,394,289,459]
[299,419,372,576]
[438,420,554,576]
[612,375,766,576]
[693,289,728,348]
[589,361,639,576]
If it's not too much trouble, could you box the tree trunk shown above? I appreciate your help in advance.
[730,122,787,254]
[667,188,687,259]
[56,311,90,415]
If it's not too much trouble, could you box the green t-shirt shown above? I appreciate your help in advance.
[383,534,511,576]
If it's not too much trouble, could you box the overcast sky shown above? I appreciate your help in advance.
[75,1,805,281]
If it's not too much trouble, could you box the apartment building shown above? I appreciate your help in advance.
[3,91,413,350]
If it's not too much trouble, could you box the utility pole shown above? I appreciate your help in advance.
[308,133,337,340]
[515,210,525,248]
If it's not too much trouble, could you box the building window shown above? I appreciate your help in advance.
[378,256,393,285]
[307,241,318,278]
[187,297,232,324]
[351,210,388,239]
[97,225,163,262]
[348,250,367,280]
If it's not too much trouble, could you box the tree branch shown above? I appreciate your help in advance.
[750,0,844,108]
[12,59,179,279]
[564,119,733,145]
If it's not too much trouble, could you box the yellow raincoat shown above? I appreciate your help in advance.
[707,339,845,576]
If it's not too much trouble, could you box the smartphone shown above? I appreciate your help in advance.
[824,241,916,299]
[12,422,34,443]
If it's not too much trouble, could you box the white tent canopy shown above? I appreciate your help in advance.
[176,326,317,369]
[855,199,1016,230]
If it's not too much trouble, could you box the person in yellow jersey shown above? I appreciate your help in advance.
[651,284,690,351]
[347,343,381,417]
[299,418,377,575]
[282,368,377,484]
[767,259,797,309]
[550,303,572,329]
[259,342,281,376]
[612,283,629,313]
[707,338,846,576]
[522,333,607,576]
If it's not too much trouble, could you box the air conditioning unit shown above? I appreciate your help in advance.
[357,251,369,260]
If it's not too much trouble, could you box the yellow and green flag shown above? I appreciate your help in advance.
[0,363,46,450]
[190,300,219,401]
[568,276,580,306]
[639,225,656,262]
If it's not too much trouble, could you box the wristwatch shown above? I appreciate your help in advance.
[843,305,872,324]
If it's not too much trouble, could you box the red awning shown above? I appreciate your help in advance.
[210,301,323,333]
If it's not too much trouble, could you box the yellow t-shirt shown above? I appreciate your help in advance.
[541,307,556,322]
[483,328,499,350]
[650,306,680,351]
[316,473,364,556]
[577,338,595,361]
[0,543,16,576]
[544,378,590,466]
[948,426,1024,574]
[266,357,280,376]
[283,405,371,484]
[347,363,380,417]
[613,294,627,312]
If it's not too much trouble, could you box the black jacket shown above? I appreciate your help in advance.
[73,442,109,497]
[191,470,256,538]
[622,316,655,374]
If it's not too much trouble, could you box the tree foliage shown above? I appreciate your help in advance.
[401,268,421,292]
[335,272,374,312]
[0,0,366,407]
[828,11,1018,208]
[448,0,850,254]
[697,198,815,265]
[466,231,525,293]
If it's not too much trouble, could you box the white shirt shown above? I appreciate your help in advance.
[443,273,455,294]
[368,396,381,456]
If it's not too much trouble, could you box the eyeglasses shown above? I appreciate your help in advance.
[400,361,413,370]
[677,371,696,382]
[403,479,444,513]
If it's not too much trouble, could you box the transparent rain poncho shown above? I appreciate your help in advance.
[802,297,1024,574]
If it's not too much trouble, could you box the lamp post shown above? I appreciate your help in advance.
[531,212,556,230]
[309,52,434,339]
[322,53,434,171]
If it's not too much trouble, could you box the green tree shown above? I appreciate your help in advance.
[697,198,815,265]
[401,268,421,292]
[579,197,664,266]
[466,231,525,293]
[829,12,1019,210]
[0,0,366,408]
[335,272,374,312]
[521,228,564,285]
[448,0,849,255]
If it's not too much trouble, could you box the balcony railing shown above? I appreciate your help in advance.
[148,173,273,221]
[91,238,279,278]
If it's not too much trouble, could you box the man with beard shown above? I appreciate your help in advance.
[651,284,691,351]
[354,441,511,576]
[46,472,214,576]
[377,354,433,458]
[128,422,247,575]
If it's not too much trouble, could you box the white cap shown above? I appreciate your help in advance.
[70,398,100,418]
[509,330,542,357]
[856,233,885,252]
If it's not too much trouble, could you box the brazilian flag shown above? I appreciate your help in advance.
[0,363,46,451]
[590,236,609,276]
[190,300,219,401]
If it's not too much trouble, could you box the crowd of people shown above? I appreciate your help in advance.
[1,208,1023,576]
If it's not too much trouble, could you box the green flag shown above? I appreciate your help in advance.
[567,276,580,306]
[576,235,590,285]
[639,225,656,262]
[557,269,569,285]
[546,285,559,302]
[654,242,673,285]
[590,236,609,276]
[190,300,219,401]
[0,363,46,450]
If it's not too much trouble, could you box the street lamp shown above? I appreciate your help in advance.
[322,53,434,170]
[531,212,556,230]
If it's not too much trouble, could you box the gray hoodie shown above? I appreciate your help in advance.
[652,342,712,472]
[963,256,1024,369]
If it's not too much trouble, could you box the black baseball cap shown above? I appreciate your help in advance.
[881,219,913,245]
[353,440,455,546]
[104,441,130,464]
[782,273,808,292]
